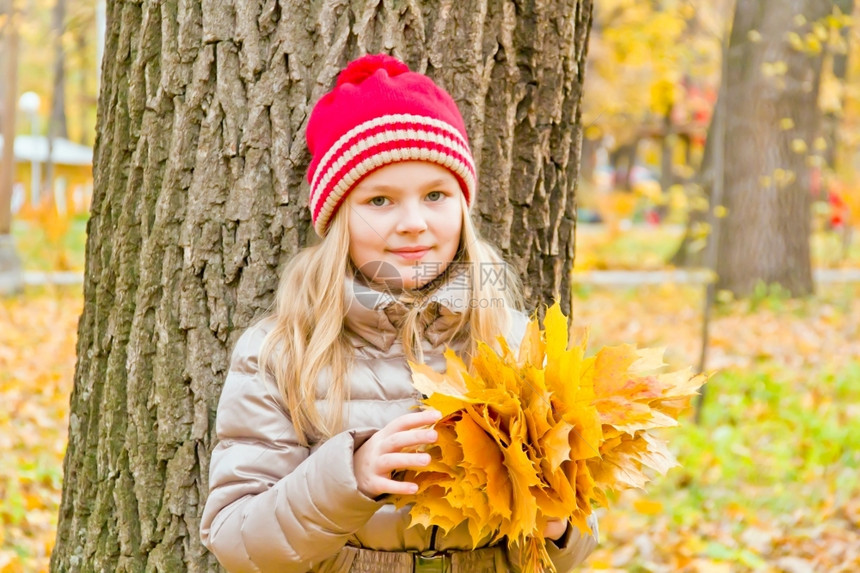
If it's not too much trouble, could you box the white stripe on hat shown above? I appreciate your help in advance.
[310,125,475,216]
[311,113,471,190]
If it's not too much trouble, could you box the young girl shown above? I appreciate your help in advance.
[200,54,598,573]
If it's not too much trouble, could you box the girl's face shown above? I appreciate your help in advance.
[345,161,464,290]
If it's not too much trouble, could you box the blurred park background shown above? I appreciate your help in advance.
[1,0,859,571]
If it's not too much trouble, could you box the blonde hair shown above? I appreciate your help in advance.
[259,194,524,445]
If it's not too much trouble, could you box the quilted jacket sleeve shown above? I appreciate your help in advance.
[199,323,383,573]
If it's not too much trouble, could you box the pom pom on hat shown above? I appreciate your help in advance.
[306,53,477,236]
[336,54,410,87]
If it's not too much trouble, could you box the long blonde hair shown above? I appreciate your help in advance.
[259,195,524,445]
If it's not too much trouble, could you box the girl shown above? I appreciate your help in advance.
[200,54,598,573]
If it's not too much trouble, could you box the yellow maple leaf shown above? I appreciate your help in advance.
[410,350,470,397]
[543,420,574,472]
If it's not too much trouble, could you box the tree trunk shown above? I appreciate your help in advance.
[657,106,674,221]
[0,0,23,293]
[49,0,69,140]
[44,0,68,207]
[669,86,723,268]
[608,138,639,191]
[1,0,20,236]
[51,1,593,570]
[75,20,92,146]
[716,0,828,297]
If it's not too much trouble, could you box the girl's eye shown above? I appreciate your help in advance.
[426,191,444,202]
[369,196,389,207]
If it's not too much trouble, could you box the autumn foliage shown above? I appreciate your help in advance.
[396,302,706,572]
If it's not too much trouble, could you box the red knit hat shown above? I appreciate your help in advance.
[306,54,477,236]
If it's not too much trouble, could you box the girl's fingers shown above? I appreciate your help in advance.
[375,452,431,474]
[354,410,442,497]
[543,519,568,540]
[382,428,438,452]
[383,409,442,434]
[373,476,420,496]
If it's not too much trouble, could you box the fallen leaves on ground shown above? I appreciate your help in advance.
[574,282,860,572]
[1,282,858,572]
[0,287,81,573]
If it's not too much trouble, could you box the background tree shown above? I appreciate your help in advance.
[68,0,100,146]
[714,0,831,296]
[48,0,69,141]
[0,0,23,293]
[670,0,836,295]
[7,0,100,147]
[43,0,69,206]
[50,0,593,570]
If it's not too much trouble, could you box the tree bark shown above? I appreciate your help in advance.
[51,1,593,570]
[715,0,828,297]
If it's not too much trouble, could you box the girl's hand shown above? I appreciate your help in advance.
[354,409,441,498]
[544,519,567,541]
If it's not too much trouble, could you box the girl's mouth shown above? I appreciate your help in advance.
[390,247,431,260]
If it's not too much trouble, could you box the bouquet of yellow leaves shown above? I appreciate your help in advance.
[393,302,707,572]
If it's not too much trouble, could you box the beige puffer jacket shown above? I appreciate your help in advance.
[200,273,598,572]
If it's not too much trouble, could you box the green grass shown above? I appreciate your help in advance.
[653,361,860,524]
[572,282,860,569]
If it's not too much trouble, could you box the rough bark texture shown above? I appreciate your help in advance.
[716,0,827,297]
[51,0,592,571]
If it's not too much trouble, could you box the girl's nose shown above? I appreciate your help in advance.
[395,201,429,234]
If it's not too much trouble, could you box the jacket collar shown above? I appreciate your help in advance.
[343,267,472,351]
